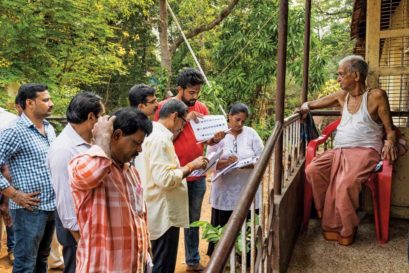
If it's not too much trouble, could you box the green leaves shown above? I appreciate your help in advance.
[0,0,155,113]
[0,0,353,120]
[190,214,259,256]
[190,220,223,243]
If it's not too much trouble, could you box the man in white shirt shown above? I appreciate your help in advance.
[128,84,159,182]
[0,106,18,264]
[301,55,397,246]
[141,99,208,273]
[47,92,104,273]
[0,107,18,129]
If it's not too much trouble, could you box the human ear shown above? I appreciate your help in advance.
[171,112,179,122]
[88,112,96,121]
[177,86,183,95]
[112,129,122,140]
[354,71,360,82]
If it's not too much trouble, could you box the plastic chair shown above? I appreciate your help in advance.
[302,118,393,244]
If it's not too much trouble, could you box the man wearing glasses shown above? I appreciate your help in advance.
[142,99,208,273]
[154,68,225,272]
[129,84,159,119]
[128,84,160,184]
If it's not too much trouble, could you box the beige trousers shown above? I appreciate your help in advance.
[306,147,380,237]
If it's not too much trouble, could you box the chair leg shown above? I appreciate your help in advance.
[303,179,313,231]
[376,171,392,244]
[366,179,381,243]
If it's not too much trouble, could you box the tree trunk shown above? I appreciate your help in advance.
[158,0,172,84]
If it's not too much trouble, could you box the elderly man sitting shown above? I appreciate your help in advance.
[300,55,397,246]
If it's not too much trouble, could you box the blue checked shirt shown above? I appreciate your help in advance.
[0,114,56,211]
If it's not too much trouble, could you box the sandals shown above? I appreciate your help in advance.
[322,228,357,246]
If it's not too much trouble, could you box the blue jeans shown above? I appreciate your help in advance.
[184,177,206,265]
[6,224,15,252]
[10,209,55,273]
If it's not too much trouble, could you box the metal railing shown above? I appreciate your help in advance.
[205,114,304,273]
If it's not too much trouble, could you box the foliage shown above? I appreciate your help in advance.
[90,1,161,110]
[0,0,154,113]
[316,79,340,99]
[191,215,259,256]
[0,0,354,129]
[308,0,354,86]
[0,90,15,113]
[0,0,128,86]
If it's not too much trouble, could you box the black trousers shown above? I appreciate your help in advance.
[151,226,180,273]
[55,212,77,273]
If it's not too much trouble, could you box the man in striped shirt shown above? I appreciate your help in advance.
[69,107,153,273]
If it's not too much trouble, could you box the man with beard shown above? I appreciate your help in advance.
[69,108,152,273]
[154,68,224,272]
[0,83,56,273]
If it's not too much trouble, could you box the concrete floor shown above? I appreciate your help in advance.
[288,217,409,273]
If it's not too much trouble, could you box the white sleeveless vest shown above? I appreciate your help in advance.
[334,91,384,154]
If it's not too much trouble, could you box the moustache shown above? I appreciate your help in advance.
[187,100,196,106]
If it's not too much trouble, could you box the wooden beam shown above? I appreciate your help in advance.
[374,67,409,76]
[380,28,409,39]
[365,0,381,88]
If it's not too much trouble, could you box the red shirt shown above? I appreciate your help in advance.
[70,145,149,273]
[155,98,209,181]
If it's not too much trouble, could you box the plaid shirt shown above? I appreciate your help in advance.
[70,145,149,273]
[0,114,56,211]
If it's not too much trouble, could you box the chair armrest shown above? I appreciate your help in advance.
[305,119,341,165]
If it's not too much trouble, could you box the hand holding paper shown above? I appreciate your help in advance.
[189,115,229,143]
[187,111,205,123]
[189,149,223,178]
[212,156,258,181]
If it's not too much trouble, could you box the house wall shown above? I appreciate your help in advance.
[378,0,409,127]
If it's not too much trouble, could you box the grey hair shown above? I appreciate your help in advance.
[159,99,188,119]
[338,55,368,81]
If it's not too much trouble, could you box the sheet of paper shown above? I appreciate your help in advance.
[189,115,228,143]
[188,149,223,178]
[212,157,258,181]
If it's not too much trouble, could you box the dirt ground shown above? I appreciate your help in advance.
[0,182,213,273]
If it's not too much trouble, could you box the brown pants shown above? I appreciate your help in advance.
[305,147,380,237]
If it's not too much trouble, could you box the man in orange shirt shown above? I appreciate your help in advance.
[70,107,152,273]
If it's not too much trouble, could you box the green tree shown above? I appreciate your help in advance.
[0,0,150,114]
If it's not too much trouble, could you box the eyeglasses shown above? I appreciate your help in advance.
[233,139,237,153]
[178,114,187,125]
